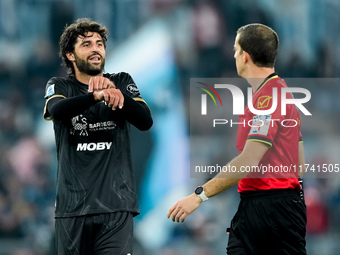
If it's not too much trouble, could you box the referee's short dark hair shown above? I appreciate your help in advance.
[59,18,108,74]
[237,23,279,68]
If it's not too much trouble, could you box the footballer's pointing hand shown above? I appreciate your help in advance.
[93,88,124,110]
[88,77,115,92]
[167,193,202,223]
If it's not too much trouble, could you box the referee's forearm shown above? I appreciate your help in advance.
[202,140,268,198]
[202,155,253,198]
[203,176,242,198]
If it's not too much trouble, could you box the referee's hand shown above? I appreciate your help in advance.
[167,193,202,223]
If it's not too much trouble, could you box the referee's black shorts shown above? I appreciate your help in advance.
[227,189,306,255]
[55,211,133,255]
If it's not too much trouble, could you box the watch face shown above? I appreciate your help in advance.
[195,186,203,195]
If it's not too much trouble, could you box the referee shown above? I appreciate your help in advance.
[168,23,307,254]
[43,18,152,254]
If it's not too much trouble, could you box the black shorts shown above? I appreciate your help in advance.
[55,211,133,255]
[227,189,306,255]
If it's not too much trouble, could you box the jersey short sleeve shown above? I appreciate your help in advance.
[44,77,69,100]
[43,77,69,120]
[246,77,290,147]
[108,72,149,106]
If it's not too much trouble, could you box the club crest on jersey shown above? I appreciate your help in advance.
[126,84,139,95]
[70,115,88,136]
[45,84,55,98]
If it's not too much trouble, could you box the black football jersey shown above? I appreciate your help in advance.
[44,73,144,217]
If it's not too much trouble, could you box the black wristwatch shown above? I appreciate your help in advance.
[195,186,208,202]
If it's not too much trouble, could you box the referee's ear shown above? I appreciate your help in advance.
[242,50,251,64]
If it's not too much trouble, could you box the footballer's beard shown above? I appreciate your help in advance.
[74,53,105,76]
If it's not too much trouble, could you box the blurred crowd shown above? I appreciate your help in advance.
[0,0,340,254]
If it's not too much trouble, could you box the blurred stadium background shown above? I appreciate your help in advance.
[0,0,340,254]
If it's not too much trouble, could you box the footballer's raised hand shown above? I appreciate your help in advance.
[93,88,124,110]
[88,77,115,92]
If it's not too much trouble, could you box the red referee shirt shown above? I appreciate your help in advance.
[237,74,302,192]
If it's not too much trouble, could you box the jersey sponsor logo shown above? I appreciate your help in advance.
[76,142,112,151]
[70,116,116,136]
[45,84,55,98]
[257,95,272,109]
[126,84,139,95]
[89,121,116,131]
[249,115,271,136]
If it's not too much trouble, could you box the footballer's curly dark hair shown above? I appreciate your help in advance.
[237,23,279,68]
[59,18,108,74]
